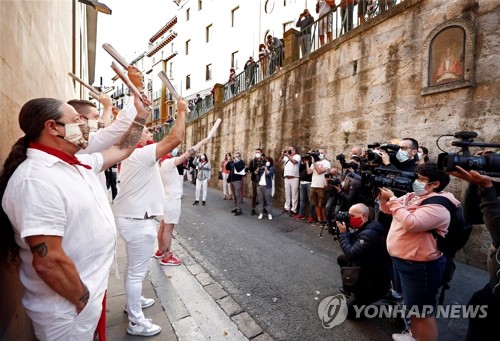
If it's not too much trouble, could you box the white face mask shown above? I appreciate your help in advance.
[265,161,270,167]
[87,119,103,133]
[412,179,429,195]
[234,157,240,162]
[200,155,206,160]
[58,123,89,149]
[255,153,261,158]
[319,153,324,160]
[417,152,423,160]
[396,149,409,162]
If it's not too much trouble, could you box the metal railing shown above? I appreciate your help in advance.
[191,0,404,121]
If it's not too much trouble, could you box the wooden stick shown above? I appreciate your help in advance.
[207,118,221,139]
[68,72,101,95]
[102,43,130,69]
[110,61,143,99]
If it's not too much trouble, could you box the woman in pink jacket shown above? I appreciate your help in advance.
[380,163,460,341]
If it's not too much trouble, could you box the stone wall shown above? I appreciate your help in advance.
[186,0,500,269]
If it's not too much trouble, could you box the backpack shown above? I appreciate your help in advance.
[421,195,473,304]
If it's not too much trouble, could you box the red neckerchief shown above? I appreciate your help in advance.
[29,142,92,170]
[136,140,155,149]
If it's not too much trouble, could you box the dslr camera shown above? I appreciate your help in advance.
[335,211,350,226]
[436,131,500,177]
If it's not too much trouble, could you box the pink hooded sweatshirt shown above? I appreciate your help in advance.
[381,191,461,262]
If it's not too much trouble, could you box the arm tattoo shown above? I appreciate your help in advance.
[30,242,48,257]
[117,120,145,149]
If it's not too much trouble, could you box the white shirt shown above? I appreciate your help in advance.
[283,154,301,177]
[2,149,116,332]
[160,158,183,200]
[318,0,332,16]
[311,159,331,188]
[113,143,165,218]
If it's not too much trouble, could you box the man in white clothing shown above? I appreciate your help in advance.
[280,146,301,215]
[307,148,331,226]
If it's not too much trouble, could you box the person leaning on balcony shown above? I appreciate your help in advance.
[266,34,283,74]
[228,67,237,95]
[296,8,315,55]
[113,93,188,337]
[339,0,355,33]
[316,0,335,46]
[258,43,271,78]
[0,93,151,340]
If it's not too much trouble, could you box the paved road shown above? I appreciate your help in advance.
[172,183,488,341]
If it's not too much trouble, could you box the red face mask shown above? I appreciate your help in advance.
[349,216,364,228]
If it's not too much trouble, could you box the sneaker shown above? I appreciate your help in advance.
[127,319,161,336]
[307,216,314,223]
[392,331,415,341]
[282,209,291,214]
[383,289,403,303]
[123,296,155,313]
[193,200,199,205]
[268,214,273,220]
[202,201,206,206]
[258,214,263,219]
[235,209,242,216]
[294,214,305,220]
[153,250,163,259]
[251,209,256,215]
[231,208,238,213]
[289,211,296,217]
[160,254,181,266]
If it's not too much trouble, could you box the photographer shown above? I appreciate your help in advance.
[378,138,419,173]
[256,157,276,220]
[380,163,460,341]
[324,167,341,229]
[248,148,266,215]
[280,146,301,215]
[295,153,315,222]
[449,166,500,340]
[306,148,331,226]
[336,204,392,319]
[226,152,246,216]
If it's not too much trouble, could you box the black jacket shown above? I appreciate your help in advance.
[226,159,245,182]
[338,220,391,295]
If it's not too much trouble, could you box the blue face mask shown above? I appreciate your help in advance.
[412,179,428,195]
[396,149,409,162]
[171,148,179,157]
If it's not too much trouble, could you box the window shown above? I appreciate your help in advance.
[206,24,212,43]
[153,108,160,121]
[186,8,190,21]
[231,51,239,69]
[185,40,190,55]
[231,7,239,27]
[206,64,212,80]
[169,62,173,78]
[186,74,191,90]
[198,0,202,11]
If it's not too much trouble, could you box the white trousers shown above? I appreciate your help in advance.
[195,178,208,201]
[116,217,157,323]
[222,173,232,196]
[284,177,299,212]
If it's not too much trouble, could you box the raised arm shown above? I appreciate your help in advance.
[99,95,151,170]
[155,98,187,160]
[99,93,113,127]
[173,138,211,166]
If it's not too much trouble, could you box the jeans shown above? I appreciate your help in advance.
[300,33,311,55]
[116,217,157,323]
[231,181,243,208]
[257,185,273,215]
[299,182,314,217]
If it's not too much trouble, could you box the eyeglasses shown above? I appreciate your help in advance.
[399,145,416,151]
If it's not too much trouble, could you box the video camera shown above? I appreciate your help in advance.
[361,166,417,194]
[336,153,359,171]
[302,150,321,163]
[365,143,400,165]
[436,131,500,177]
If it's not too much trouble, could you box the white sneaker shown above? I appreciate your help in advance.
[392,331,415,341]
[124,296,155,313]
[258,214,263,219]
[268,214,273,220]
[127,319,161,336]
